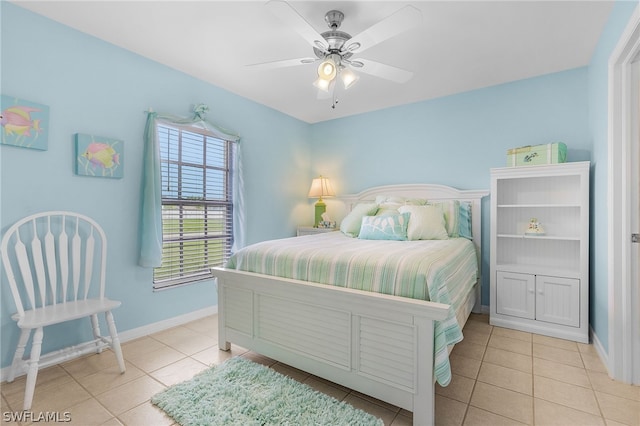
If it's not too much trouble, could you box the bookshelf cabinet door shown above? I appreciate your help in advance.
[535,275,580,327]
[496,271,535,320]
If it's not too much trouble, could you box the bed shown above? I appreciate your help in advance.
[212,184,488,425]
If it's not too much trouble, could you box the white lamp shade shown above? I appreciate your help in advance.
[317,58,337,81]
[313,77,331,92]
[308,176,336,199]
[340,68,359,90]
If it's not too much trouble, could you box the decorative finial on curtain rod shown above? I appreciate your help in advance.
[193,104,209,120]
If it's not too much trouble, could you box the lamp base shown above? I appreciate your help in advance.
[314,200,326,227]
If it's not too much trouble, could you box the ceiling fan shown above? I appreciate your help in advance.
[248,1,422,107]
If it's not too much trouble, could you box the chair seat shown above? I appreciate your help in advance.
[11,299,122,329]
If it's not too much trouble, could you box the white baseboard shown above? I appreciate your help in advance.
[480,305,490,315]
[1,306,218,383]
[118,305,218,343]
[590,325,610,376]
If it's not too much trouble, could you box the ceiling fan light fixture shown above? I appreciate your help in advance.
[317,57,337,81]
[340,67,359,90]
[313,76,331,92]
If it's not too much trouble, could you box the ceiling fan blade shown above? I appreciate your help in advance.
[355,58,414,84]
[246,58,317,70]
[266,0,328,52]
[344,5,422,55]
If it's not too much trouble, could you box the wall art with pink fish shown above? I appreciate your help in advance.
[1,95,49,150]
[75,133,123,178]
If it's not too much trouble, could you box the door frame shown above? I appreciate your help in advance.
[608,5,640,385]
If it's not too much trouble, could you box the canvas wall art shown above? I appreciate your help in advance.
[1,95,49,150]
[75,133,123,178]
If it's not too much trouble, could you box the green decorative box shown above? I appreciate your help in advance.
[507,142,567,167]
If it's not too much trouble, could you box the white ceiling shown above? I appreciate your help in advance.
[12,1,614,123]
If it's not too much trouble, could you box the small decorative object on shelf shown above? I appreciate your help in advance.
[525,218,545,236]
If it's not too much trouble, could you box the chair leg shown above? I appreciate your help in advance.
[105,311,125,373]
[23,327,43,411]
[8,328,31,383]
[90,314,103,354]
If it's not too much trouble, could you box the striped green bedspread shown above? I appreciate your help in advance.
[225,232,478,386]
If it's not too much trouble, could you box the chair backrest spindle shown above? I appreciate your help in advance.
[30,220,47,308]
[14,228,36,310]
[59,215,69,303]
[71,218,81,301]
[43,216,57,304]
[83,227,95,300]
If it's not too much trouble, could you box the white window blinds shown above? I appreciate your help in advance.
[153,124,233,289]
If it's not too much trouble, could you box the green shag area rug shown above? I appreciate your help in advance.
[151,357,384,426]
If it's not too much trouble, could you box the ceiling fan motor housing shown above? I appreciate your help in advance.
[324,10,344,29]
[314,10,353,60]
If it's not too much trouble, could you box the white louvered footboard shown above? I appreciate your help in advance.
[213,267,449,426]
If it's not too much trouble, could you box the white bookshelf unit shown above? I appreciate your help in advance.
[490,161,590,343]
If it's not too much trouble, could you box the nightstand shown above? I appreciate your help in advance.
[297,226,337,236]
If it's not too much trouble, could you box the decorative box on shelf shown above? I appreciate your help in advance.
[297,226,337,236]
[506,142,567,167]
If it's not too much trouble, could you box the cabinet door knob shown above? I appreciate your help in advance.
[529,288,535,293]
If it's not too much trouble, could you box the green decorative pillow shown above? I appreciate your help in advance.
[398,205,448,240]
[358,212,410,241]
[340,203,379,237]
[427,200,460,238]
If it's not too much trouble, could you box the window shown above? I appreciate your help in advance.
[153,123,234,289]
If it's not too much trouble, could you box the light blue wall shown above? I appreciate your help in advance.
[310,68,591,306]
[0,3,310,368]
[587,1,638,353]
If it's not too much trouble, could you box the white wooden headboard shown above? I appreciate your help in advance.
[339,183,489,305]
[341,183,487,243]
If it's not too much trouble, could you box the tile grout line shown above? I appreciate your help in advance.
[459,320,493,426]
[580,350,610,424]
[58,358,122,425]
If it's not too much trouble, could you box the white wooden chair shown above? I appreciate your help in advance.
[1,211,125,410]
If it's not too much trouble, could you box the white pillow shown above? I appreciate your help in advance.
[340,203,379,237]
[398,205,449,240]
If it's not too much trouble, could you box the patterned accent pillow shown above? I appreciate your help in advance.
[398,205,448,240]
[358,212,410,241]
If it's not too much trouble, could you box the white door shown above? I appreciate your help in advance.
[535,275,580,327]
[496,271,535,319]
[631,56,640,385]
[608,6,640,385]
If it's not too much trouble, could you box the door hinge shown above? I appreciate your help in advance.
[632,233,640,243]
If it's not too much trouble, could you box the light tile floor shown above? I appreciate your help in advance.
[1,313,639,425]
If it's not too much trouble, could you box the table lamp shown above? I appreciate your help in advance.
[308,176,336,227]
